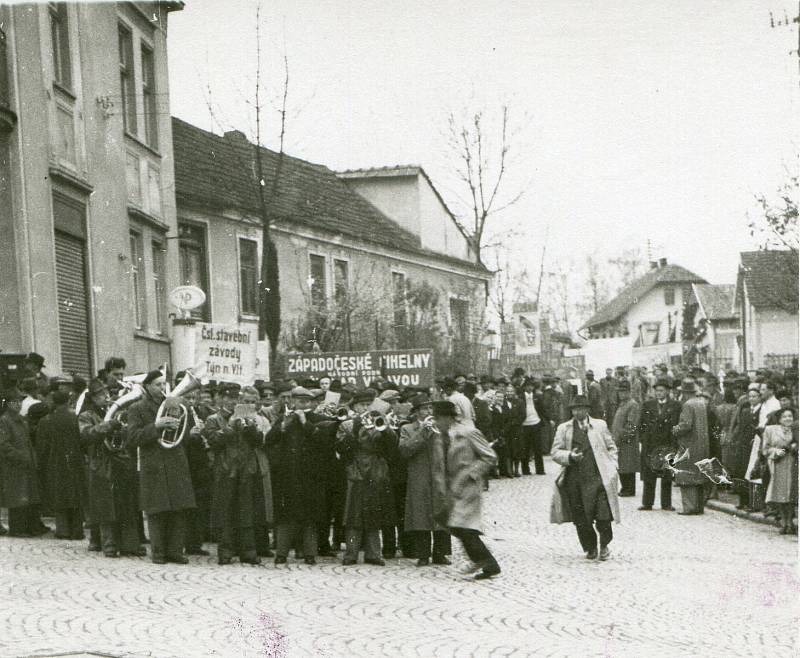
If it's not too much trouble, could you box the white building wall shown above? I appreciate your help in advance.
[624,284,685,342]
[755,308,798,367]
[417,177,468,260]
[340,176,420,238]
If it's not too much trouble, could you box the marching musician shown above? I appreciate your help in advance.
[178,374,212,557]
[399,394,451,567]
[78,378,143,557]
[102,357,127,398]
[266,386,327,565]
[637,379,680,511]
[203,383,260,564]
[36,386,85,540]
[127,370,196,565]
[376,389,410,560]
[336,391,397,566]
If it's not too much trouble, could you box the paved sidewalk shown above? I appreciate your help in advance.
[2,459,798,658]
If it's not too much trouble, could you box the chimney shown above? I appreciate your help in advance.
[224,129,248,143]
[659,257,667,268]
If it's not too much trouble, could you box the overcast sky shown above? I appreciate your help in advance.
[168,0,799,288]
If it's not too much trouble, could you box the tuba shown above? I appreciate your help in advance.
[156,364,206,449]
[361,410,388,432]
[103,384,144,452]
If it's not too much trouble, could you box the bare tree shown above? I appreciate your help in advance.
[445,105,527,261]
[487,248,530,325]
[542,260,575,335]
[748,166,799,253]
[580,253,609,316]
[608,247,646,290]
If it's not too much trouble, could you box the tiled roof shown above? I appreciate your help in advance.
[693,284,738,320]
[171,118,488,274]
[337,165,422,179]
[581,263,707,330]
[738,250,799,310]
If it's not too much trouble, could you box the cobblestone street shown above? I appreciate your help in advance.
[2,458,798,658]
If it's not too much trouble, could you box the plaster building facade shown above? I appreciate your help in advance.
[0,1,182,377]
[684,283,740,372]
[171,119,493,374]
[578,259,707,372]
[735,250,798,371]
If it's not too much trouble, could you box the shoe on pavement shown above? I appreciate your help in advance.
[240,555,262,565]
[474,565,501,580]
[103,551,119,558]
[599,546,610,561]
[662,506,676,511]
[365,558,385,566]
[186,547,210,556]
[167,555,189,564]
[152,556,168,565]
[274,556,287,565]
[120,548,147,557]
[585,549,598,560]
[88,542,102,552]
[341,558,357,566]
[304,557,317,565]
[218,556,233,566]
[637,505,653,511]
[432,556,451,566]
[416,558,430,567]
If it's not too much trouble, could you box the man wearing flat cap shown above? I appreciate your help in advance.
[550,395,620,561]
[127,370,196,564]
[433,400,500,580]
[637,379,680,511]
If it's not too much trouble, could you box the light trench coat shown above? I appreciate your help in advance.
[443,421,497,533]
[549,417,621,524]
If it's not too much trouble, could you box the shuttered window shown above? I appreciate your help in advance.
[54,230,91,377]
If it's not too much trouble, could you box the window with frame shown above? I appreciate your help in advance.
[664,287,675,306]
[449,298,470,343]
[50,2,71,89]
[392,271,407,329]
[333,259,349,305]
[151,240,166,333]
[118,24,136,134]
[178,223,210,321]
[239,238,259,316]
[309,254,327,307]
[141,43,158,148]
[129,230,147,329]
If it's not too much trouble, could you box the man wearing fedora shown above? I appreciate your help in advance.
[638,379,681,511]
[432,400,500,580]
[611,380,640,497]
[550,395,620,561]
[399,394,451,566]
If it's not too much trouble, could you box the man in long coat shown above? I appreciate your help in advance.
[127,370,196,564]
[266,386,327,565]
[399,394,451,567]
[637,379,680,511]
[600,369,619,423]
[36,388,85,539]
[203,383,268,565]
[432,400,500,580]
[550,395,620,561]
[79,378,142,556]
[585,371,605,420]
[0,388,41,536]
[671,381,711,515]
[611,380,640,497]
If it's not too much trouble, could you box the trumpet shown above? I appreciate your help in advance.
[361,411,388,432]
[421,415,440,434]
[156,363,206,449]
[102,384,144,452]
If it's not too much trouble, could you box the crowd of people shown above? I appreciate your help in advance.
[0,353,796,580]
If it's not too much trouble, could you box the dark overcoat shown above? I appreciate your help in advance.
[127,395,196,514]
[203,411,273,529]
[725,402,759,479]
[638,399,681,481]
[37,407,84,510]
[0,412,40,509]
[611,398,641,474]
[399,420,448,532]
[336,418,396,530]
[266,413,328,525]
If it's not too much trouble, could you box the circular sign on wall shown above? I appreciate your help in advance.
[169,285,206,318]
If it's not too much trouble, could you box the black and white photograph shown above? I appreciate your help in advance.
[0,1,798,656]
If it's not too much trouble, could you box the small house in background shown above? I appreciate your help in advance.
[578,258,707,372]
[684,283,740,372]
[735,250,799,372]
